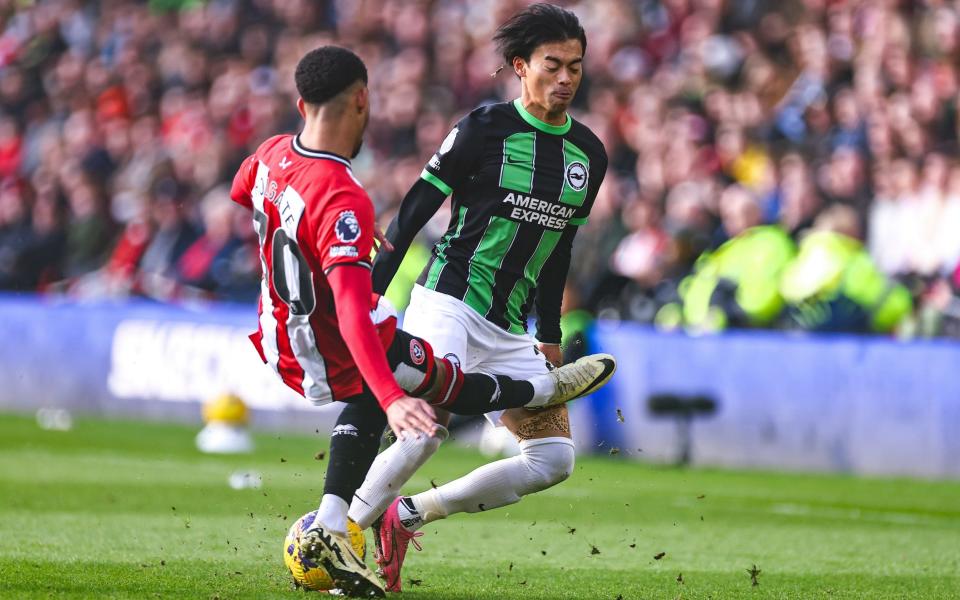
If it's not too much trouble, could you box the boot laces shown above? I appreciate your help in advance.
[559,360,594,394]
[398,528,424,552]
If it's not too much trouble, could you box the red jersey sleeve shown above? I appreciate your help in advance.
[230,154,257,209]
[327,265,405,409]
[316,189,375,273]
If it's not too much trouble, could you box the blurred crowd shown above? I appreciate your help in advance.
[1,0,960,336]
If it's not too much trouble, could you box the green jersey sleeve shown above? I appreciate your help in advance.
[420,110,488,196]
[568,146,608,226]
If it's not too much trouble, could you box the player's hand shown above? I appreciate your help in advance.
[537,343,563,367]
[386,396,437,438]
[373,227,394,252]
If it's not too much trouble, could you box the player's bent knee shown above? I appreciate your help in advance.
[389,331,436,394]
[518,437,576,494]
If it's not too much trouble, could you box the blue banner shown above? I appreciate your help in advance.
[586,322,960,478]
[0,294,338,431]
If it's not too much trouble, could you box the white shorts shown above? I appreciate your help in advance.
[401,285,552,426]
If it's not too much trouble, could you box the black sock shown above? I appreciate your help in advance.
[442,373,534,415]
[322,393,387,503]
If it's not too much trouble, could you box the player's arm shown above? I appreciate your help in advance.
[534,227,575,364]
[327,265,404,407]
[327,266,437,435]
[319,193,436,433]
[534,150,608,362]
[371,113,484,294]
[229,154,258,210]
[319,198,404,410]
[371,180,446,294]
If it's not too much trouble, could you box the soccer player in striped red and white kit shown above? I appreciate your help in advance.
[230,46,615,597]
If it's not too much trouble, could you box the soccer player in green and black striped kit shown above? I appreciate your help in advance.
[346,5,609,589]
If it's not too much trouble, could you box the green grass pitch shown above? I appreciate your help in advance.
[1,413,959,599]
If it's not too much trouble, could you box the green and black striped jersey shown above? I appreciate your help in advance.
[376,99,607,343]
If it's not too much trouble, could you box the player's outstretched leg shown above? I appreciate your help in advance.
[357,342,615,590]
[450,352,615,413]
[348,331,615,533]
[349,424,449,533]
[524,352,617,409]
[415,348,616,417]
[373,405,576,590]
[386,328,617,416]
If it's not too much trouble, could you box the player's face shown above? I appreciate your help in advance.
[518,39,583,115]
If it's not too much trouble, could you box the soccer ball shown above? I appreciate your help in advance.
[283,510,367,591]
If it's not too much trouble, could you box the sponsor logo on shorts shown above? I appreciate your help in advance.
[332,424,359,437]
[410,339,426,365]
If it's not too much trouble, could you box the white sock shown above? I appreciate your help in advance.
[347,426,448,529]
[525,372,557,407]
[395,497,424,531]
[409,437,575,527]
[314,494,349,535]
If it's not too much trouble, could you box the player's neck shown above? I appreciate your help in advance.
[298,121,355,161]
[518,95,568,126]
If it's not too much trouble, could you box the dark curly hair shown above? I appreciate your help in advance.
[493,3,586,68]
[295,46,368,106]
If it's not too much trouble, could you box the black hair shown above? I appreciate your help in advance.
[493,3,586,68]
[295,46,368,106]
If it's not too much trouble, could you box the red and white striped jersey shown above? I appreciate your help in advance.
[230,134,395,404]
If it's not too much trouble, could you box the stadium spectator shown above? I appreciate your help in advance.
[174,184,259,301]
[781,205,913,334]
[136,177,200,299]
[62,176,114,278]
[11,191,66,291]
[0,180,31,288]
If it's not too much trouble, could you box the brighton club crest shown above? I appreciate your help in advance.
[565,161,588,191]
